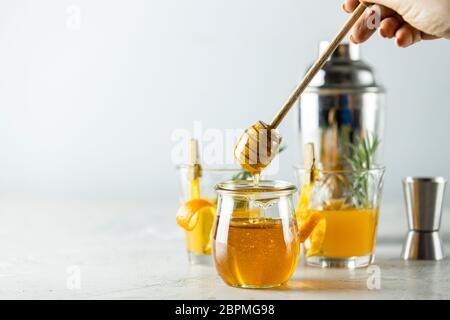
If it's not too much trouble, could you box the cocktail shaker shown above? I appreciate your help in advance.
[297,42,385,165]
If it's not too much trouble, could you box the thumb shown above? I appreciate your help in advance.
[344,0,401,15]
[364,0,402,13]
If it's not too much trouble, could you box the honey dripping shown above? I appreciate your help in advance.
[252,172,260,186]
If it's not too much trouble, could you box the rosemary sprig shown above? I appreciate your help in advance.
[344,134,380,207]
[231,144,287,181]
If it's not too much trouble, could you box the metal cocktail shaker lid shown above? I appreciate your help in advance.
[305,41,384,93]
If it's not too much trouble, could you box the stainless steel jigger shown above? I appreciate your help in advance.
[401,177,447,260]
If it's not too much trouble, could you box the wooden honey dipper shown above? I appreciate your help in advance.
[234,2,369,174]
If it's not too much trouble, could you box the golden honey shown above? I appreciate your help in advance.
[234,121,281,176]
[212,217,299,288]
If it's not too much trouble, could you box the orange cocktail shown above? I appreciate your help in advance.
[312,207,378,258]
[295,164,385,268]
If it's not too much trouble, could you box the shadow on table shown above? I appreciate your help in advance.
[270,276,369,292]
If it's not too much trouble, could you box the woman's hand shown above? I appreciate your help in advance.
[342,0,450,47]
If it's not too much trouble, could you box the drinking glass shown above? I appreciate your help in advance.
[295,164,385,268]
[177,166,242,264]
[212,180,299,288]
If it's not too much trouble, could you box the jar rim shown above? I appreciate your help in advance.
[215,180,297,195]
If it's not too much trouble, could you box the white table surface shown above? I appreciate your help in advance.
[0,195,449,300]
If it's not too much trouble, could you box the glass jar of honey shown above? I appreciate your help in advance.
[212,180,299,288]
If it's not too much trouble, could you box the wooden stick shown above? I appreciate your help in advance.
[304,143,316,184]
[270,2,368,129]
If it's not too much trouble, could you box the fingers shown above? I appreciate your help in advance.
[341,1,424,48]
[421,32,439,41]
[350,5,396,44]
[395,23,422,47]
[379,15,402,38]
[344,0,402,13]
[342,0,359,12]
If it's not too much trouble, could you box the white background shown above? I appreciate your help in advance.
[0,0,449,204]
